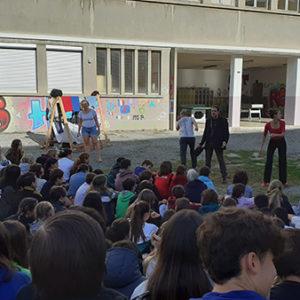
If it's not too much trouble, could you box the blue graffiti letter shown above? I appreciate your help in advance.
[28,100,46,130]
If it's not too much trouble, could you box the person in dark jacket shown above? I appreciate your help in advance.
[115,159,139,192]
[185,169,207,203]
[198,105,229,183]
[104,240,145,298]
[40,169,64,201]
[107,157,125,189]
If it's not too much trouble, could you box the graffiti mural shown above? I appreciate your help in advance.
[0,96,168,133]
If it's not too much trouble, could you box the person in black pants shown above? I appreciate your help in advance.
[198,105,229,183]
[260,109,287,186]
[176,109,198,168]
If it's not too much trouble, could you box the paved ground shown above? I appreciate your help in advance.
[1,126,300,170]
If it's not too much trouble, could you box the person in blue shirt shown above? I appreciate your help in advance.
[198,166,217,192]
[193,208,284,300]
[226,170,253,198]
[67,163,89,198]
[134,160,153,177]
[0,222,31,300]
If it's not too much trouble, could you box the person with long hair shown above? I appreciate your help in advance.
[0,222,31,300]
[5,139,24,165]
[131,210,211,300]
[260,108,287,187]
[154,161,173,200]
[77,99,102,162]
[42,158,58,181]
[130,201,158,255]
[83,191,107,224]
[0,165,21,221]
[226,170,253,198]
[70,152,90,175]
[29,163,46,193]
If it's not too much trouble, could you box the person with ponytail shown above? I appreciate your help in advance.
[130,201,158,254]
[267,180,294,225]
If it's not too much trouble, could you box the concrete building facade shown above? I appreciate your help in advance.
[0,0,300,133]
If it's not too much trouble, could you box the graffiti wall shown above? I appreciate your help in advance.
[0,96,169,133]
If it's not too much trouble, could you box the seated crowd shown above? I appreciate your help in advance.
[0,140,300,300]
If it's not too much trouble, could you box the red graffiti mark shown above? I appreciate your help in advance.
[0,96,11,132]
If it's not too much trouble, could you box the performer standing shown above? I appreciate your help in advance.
[77,100,102,162]
[176,109,198,168]
[260,108,287,187]
[198,105,229,183]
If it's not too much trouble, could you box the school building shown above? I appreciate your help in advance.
[0,0,300,133]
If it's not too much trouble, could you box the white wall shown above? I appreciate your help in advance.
[177,69,229,96]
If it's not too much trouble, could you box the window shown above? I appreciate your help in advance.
[0,48,37,93]
[138,51,148,94]
[278,0,300,10]
[246,0,268,7]
[124,50,134,93]
[96,49,107,94]
[111,49,121,94]
[47,49,82,94]
[151,51,161,94]
[211,0,236,5]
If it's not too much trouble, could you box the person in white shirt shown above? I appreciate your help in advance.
[29,163,47,193]
[58,148,74,182]
[74,173,96,206]
[130,201,158,255]
[176,109,198,168]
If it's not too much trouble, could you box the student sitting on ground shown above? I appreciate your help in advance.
[42,157,58,181]
[29,163,46,193]
[185,169,207,203]
[19,155,34,175]
[0,222,31,300]
[30,201,55,235]
[16,211,126,300]
[74,172,96,206]
[198,166,217,192]
[159,185,185,216]
[70,152,90,176]
[131,210,212,300]
[271,229,300,300]
[254,194,269,210]
[134,160,154,177]
[106,218,130,244]
[104,240,145,299]
[198,189,220,215]
[107,157,125,189]
[115,159,139,192]
[67,163,89,198]
[5,139,24,165]
[196,208,284,300]
[170,165,188,190]
[83,191,107,225]
[115,178,137,219]
[48,186,71,213]
[154,161,173,200]
[231,183,254,208]
[129,201,158,255]
[2,220,31,278]
[222,197,237,208]
[57,148,74,182]
[40,169,64,201]
[227,170,253,198]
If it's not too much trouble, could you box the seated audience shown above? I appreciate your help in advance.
[222,197,237,208]
[199,189,220,215]
[48,186,71,213]
[30,201,55,235]
[0,165,21,220]
[107,157,125,189]
[132,210,212,300]
[232,183,254,208]
[185,169,207,203]
[227,170,253,198]
[115,178,137,219]
[130,201,158,255]
[197,208,284,300]
[40,169,64,201]
[104,240,145,298]
[36,149,57,166]
[254,194,269,210]
[29,163,46,193]
[134,160,153,177]
[67,163,89,197]
[42,157,58,181]
[154,161,173,200]
[74,172,96,206]
[175,197,191,212]
[5,139,24,165]
[0,145,11,170]
[83,191,107,223]
[198,166,217,192]
[167,185,185,210]
[19,155,34,175]
[2,220,30,277]
[57,148,74,182]
[115,159,139,192]
[70,152,90,176]
[170,165,187,190]
[0,222,31,300]
[271,229,300,300]
[106,218,130,244]
[17,211,126,300]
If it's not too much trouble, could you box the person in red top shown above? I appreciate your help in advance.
[170,165,188,190]
[154,161,173,200]
[260,108,287,186]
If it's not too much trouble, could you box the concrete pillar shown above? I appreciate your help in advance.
[170,48,178,130]
[229,56,243,128]
[270,0,278,10]
[285,57,300,126]
[36,44,48,96]
[82,44,97,96]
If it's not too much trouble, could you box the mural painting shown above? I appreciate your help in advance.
[0,96,168,133]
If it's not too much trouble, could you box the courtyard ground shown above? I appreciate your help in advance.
[1,127,300,202]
